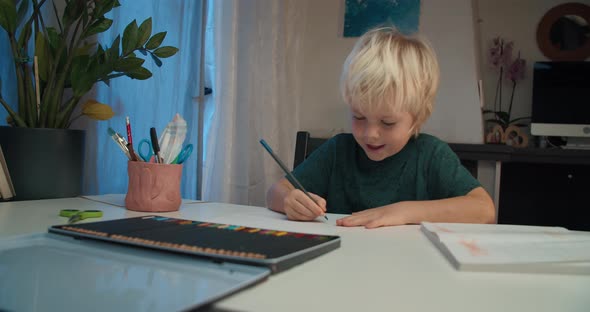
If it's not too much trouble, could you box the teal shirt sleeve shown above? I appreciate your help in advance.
[291,135,340,198]
[421,137,481,199]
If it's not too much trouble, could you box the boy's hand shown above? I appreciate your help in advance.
[336,204,408,228]
[283,190,327,221]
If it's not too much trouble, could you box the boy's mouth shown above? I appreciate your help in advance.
[366,144,385,151]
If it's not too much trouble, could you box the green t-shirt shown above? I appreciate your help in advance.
[292,133,481,214]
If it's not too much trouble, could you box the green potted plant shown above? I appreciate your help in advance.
[0,0,178,200]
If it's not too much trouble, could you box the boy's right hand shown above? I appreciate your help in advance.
[283,190,327,221]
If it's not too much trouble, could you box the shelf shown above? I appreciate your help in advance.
[448,143,590,165]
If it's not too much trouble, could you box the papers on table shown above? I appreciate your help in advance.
[421,222,590,275]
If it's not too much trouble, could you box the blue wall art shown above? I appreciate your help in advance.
[343,0,421,37]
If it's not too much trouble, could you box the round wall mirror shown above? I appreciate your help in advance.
[537,3,590,61]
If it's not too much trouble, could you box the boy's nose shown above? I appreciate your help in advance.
[364,124,380,140]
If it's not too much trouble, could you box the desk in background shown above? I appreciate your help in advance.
[0,195,589,311]
[449,144,590,231]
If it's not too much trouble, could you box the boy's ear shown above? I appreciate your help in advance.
[408,122,421,137]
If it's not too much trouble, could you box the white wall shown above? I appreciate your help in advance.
[297,0,484,143]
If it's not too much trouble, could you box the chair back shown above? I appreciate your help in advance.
[293,131,329,169]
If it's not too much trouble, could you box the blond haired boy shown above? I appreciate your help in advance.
[267,27,495,228]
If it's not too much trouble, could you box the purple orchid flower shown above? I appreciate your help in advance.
[485,37,529,133]
[505,53,526,82]
[488,37,503,69]
[488,37,514,70]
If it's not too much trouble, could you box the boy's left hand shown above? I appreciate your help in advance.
[336,204,408,228]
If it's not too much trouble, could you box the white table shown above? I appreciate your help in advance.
[1,195,589,312]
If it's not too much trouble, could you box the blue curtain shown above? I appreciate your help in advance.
[77,0,204,199]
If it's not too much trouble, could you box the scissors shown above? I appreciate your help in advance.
[59,209,103,224]
[138,139,193,164]
[171,144,193,164]
[138,138,155,162]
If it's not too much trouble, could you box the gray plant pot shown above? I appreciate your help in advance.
[0,126,85,201]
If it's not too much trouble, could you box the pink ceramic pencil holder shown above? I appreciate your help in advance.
[125,161,182,212]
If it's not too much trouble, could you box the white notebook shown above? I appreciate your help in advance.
[421,222,590,275]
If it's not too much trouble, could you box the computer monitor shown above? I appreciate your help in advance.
[530,61,590,148]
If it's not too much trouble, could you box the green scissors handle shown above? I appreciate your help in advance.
[59,209,103,224]
[171,144,193,164]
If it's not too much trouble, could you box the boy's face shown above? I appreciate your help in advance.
[350,106,415,161]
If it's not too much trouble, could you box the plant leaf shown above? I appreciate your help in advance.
[34,31,50,81]
[150,53,162,67]
[122,19,139,55]
[15,0,29,29]
[45,27,67,71]
[93,0,118,18]
[137,17,152,47]
[114,56,145,72]
[82,99,115,120]
[96,58,115,80]
[108,35,120,59]
[494,111,510,123]
[153,46,178,58]
[81,1,89,27]
[84,18,113,38]
[126,67,152,80]
[46,27,61,50]
[0,0,17,33]
[63,0,85,28]
[16,20,32,53]
[70,55,94,96]
[76,40,97,56]
[95,44,109,64]
[145,31,166,50]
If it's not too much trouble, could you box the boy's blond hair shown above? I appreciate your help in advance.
[340,27,440,135]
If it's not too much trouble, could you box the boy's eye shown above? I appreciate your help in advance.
[382,121,396,126]
[353,115,365,121]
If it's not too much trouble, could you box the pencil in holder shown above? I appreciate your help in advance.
[124,161,182,212]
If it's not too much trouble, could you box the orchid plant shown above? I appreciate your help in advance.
[483,37,529,129]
